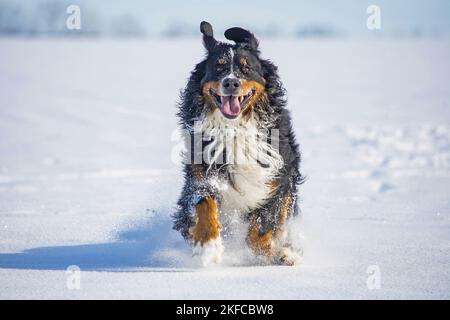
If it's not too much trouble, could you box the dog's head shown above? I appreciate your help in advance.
[199,21,267,120]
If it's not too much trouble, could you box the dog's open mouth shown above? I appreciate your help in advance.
[209,88,255,119]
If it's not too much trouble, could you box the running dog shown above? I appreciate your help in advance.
[173,21,303,266]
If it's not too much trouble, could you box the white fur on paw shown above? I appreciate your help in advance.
[192,238,224,266]
[279,247,302,266]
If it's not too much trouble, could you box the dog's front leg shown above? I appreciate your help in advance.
[189,196,223,266]
[246,192,302,266]
[174,164,224,266]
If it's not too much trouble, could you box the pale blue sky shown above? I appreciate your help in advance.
[86,0,450,36]
[7,0,450,37]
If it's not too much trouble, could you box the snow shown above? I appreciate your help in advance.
[0,38,449,299]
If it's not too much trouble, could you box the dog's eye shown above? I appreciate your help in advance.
[216,58,227,72]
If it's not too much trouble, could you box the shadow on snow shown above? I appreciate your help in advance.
[0,212,191,271]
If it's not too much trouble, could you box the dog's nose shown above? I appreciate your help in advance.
[222,77,240,94]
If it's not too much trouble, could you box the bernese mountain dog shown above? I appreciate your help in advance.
[173,21,303,266]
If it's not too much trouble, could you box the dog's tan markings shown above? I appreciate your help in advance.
[218,58,226,65]
[267,179,280,196]
[275,193,293,238]
[189,197,221,245]
[246,221,274,256]
[239,80,267,118]
[202,81,221,111]
[247,193,293,258]
[240,80,265,101]
[239,57,248,66]
[239,80,264,95]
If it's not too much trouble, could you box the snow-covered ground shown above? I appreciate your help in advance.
[0,38,449,299]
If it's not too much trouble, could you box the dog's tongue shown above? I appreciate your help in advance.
[220,96,241,118]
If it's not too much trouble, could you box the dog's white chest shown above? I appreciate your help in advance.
[197,109,283,214]
[220,163,275,214]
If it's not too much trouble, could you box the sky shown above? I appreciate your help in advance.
[4,0,450,37]
[79,0,450,37]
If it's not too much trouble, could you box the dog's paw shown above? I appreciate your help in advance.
[276,247,303,266]
[192,238,224,267]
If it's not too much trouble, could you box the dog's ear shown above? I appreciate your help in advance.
[224,27,259,49]
[200,21,217,52]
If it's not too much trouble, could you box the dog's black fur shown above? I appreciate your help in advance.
[173,21,303,265]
